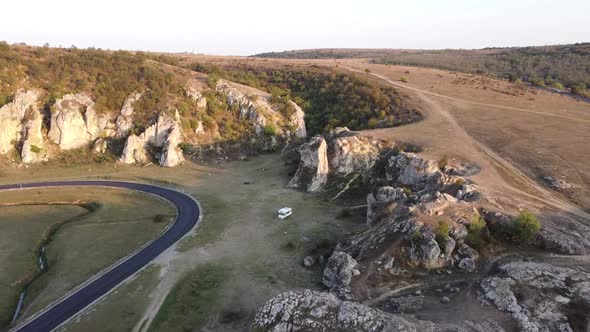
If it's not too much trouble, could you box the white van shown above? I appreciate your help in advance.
[278,207,292,220]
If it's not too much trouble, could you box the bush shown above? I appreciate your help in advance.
[466,214,487,251]
[263,124,278,136]
[435,220,450,249]
[177,142,191,154]
[30,145,42,154]
[400,76,408,83]
[551,82,565,90]
[509,211,541,242]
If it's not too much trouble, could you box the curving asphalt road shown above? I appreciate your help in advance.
[2,181,200,332]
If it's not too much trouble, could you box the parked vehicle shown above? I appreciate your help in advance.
[278,207,292,220]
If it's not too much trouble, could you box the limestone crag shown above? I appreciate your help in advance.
[216,80,276,136]
[252,289,504,332]
[329,129,385,176]
[120,112,184,167]
[288,100,307,139]
[48,93,113,149]
[287,136,329,192]
[21,106,46,163]
[480,261,590,332]
[0,89,42,155]
[115,92,141,138]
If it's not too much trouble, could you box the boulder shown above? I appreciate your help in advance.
[303,256,315,268]
[92,138,108,155]
[0,89,42,154]
[252,289,505,332]
[48,93,111,149]
[217,80,272,136]
[287,136,329,192]
[120,112,184,167]
[323,251,358,289]
[386,152,455,193]
[366,186,406,227]
[329,131,384,176]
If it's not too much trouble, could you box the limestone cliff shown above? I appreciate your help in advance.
[0,89,42,155]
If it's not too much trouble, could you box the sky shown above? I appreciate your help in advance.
[1,0,589,55]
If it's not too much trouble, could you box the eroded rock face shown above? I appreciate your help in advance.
[287,136,329,192]
[120,112,184,167]
[48,93,112,149]
[252,289,505,332]
[0,89,42,155]
[480,261,590,332]
[386,152,455,193]
[288,101,307,139]
[217,80,273,136]
[329,130,385,176]
[366,186,406,227]
[115,92,141,138]
[323,251,359,289]
[21,107,46,163]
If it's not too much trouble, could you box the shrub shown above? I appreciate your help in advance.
[177,142,191,154]
[263,124,278,136]
[438,155,448,169]
[466,214,486,251]
[30,145,42,154]
[509,211,541,242]
[435,220,450,249]
[551,82,565,90]
[400,76,408,83]
[364,68,371,73]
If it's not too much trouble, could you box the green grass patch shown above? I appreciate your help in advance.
[150,262,231,331]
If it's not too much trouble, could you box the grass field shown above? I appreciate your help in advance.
[0,187,176,328]
[0,205,87,327]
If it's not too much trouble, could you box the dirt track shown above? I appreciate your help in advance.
[342,66,590,223]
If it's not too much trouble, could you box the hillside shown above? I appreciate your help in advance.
[0,44,418,167]
[253,44,590,98]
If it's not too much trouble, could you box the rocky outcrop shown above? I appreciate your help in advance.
[329,129,385,176]
[48,93,112,150]
[21,106,46,163]
[287,136,329,192]
[386,152,456,193]
[480,261,590,332]
[115,92,141,138]
[366,186,406,227]
[288,100,306,139]
[217,80,276,136]
[0,89,42,155]
[252,289,504,332]
[322,251,359,289]
[120,112,184,167]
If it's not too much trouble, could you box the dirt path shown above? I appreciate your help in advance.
[343,66,590,223]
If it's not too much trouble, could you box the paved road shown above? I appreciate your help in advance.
[2,181,200,332]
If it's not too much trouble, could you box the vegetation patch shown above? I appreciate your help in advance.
[150,262,231,331]
[188,62,421,135]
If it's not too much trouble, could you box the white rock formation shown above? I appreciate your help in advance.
[287,136,329,192]
[21,107,46,163]
[329,131,384,176]
[0,89,42,155]
[115,92,141,137]
[48,93,112,150]
[120,112,185,167]
[288,100,306,138]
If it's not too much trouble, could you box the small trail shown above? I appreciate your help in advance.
[347,67,590,125]
[343,66,590,223]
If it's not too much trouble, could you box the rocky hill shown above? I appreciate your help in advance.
[252,129,590,331]
[0,45,309,167]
